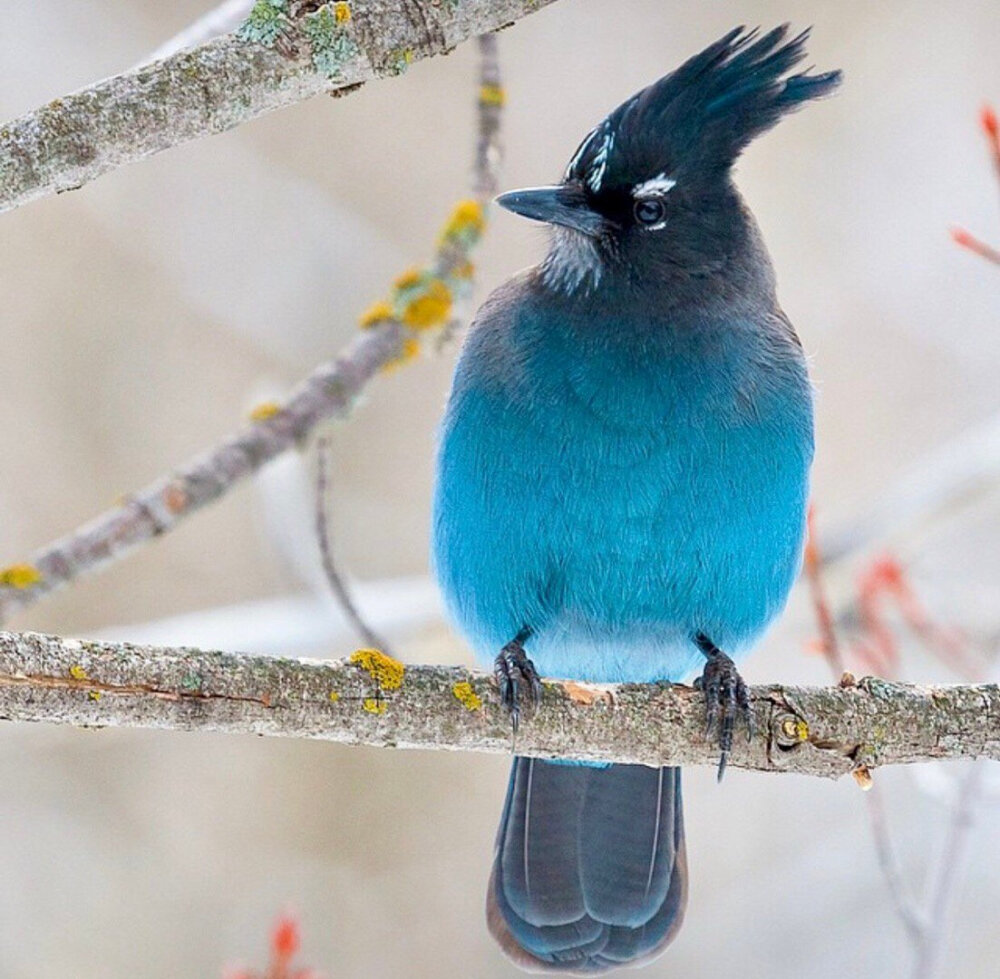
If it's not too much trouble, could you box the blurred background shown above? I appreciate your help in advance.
[2,1,1000,976]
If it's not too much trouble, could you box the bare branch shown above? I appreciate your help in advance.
[315,436,393,653]
[1,630,999,777]
[0,0,557,215]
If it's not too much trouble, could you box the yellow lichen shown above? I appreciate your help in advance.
[479,84,506,106]
[393,267,424,292]
[451,681,483,711]
[248,401,281,422]
[359,300,395,329]
[440,199,485,242]
[333,1,351,22]
[88,690,102,702]
[402,279,452,329]
[0,564,42,589]
[329,690,340,703]
[379,336,421,374]
[69,664,88,681]
[362,697,387,714]
[780,717,809,742]
[350,648,405,691]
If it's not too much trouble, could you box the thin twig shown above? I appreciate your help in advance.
[912,763,985,979]
[864,781,927,942]
[2,630,1000,775]
[311,33,504,642]
[315,437,392,653]
[0,0,560,215]
[805,517,928,941]
[138,0,254,66]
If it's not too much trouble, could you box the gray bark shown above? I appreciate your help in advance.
[2,630,997,778]
[0,0,556,214]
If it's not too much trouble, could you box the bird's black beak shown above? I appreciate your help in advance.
[496,184,605,237]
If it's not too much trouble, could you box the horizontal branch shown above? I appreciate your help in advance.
[0,0,554,214]
[2,630,998,778]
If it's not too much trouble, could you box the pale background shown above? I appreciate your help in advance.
[1,1,1000,976]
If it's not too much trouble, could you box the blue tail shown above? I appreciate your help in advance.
[487,759,687,973]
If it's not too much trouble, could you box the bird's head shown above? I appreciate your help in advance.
[497,26,841,298]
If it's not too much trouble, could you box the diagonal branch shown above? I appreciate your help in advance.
[1,630,1000,778]
[0,32,502,625]
[0,322,404,623]
[0,0,557,215]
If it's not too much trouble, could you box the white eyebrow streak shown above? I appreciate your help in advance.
[632,173,677,197]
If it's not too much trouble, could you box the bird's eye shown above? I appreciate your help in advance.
[633,198,666,227]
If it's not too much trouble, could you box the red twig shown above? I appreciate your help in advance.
[803,508,846,675]
[223,912,322,979]
[950,104,1000,265]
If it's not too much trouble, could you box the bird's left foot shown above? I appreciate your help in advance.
[694,633,755,781]
[494,637,542,735]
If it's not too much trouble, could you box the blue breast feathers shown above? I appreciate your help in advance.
[432,276,813,685]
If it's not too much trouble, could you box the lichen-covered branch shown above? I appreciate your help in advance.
[2,630,999,778]
[0,33,503,624]
[0,0,555,215]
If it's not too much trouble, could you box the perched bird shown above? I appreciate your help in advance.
[432,26,840,973]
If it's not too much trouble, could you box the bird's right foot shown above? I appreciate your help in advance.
[494,637,541,734]
[694,633,755,781]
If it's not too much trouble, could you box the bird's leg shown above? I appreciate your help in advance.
[693,633,755,781]
[494,627,541,734]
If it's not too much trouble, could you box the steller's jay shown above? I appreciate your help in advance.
[432,26,840,973]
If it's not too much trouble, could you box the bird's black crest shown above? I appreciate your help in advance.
[565,25,841,190]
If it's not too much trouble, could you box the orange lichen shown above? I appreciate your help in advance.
[350,648,404,690]
[249,401,282,422]
[401,279,452,329]
[163,483,188,514]
[379,336,421,374]
[451,681,483,711]
[358,300,395,329]
[392,267,424,292]
[0,563,42,589]
[440,199,485,243]
[479,84,506,107]
[333,1,352,23]
[780,716,809,742]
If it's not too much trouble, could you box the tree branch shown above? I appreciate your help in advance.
[0,0,555,215]
[0,321,404,622]
[0,31,503,624]
[1,630,998,778]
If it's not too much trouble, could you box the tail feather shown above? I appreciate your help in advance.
[488,759,687,974]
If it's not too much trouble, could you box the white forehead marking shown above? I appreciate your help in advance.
[632,173,677,198]
[586,127,614,192]
[565,120,615,193]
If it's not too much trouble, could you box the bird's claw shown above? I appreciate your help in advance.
[494,640,542,734]
[695,638,754,781]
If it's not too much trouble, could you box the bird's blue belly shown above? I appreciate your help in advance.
[432,326,812,685]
